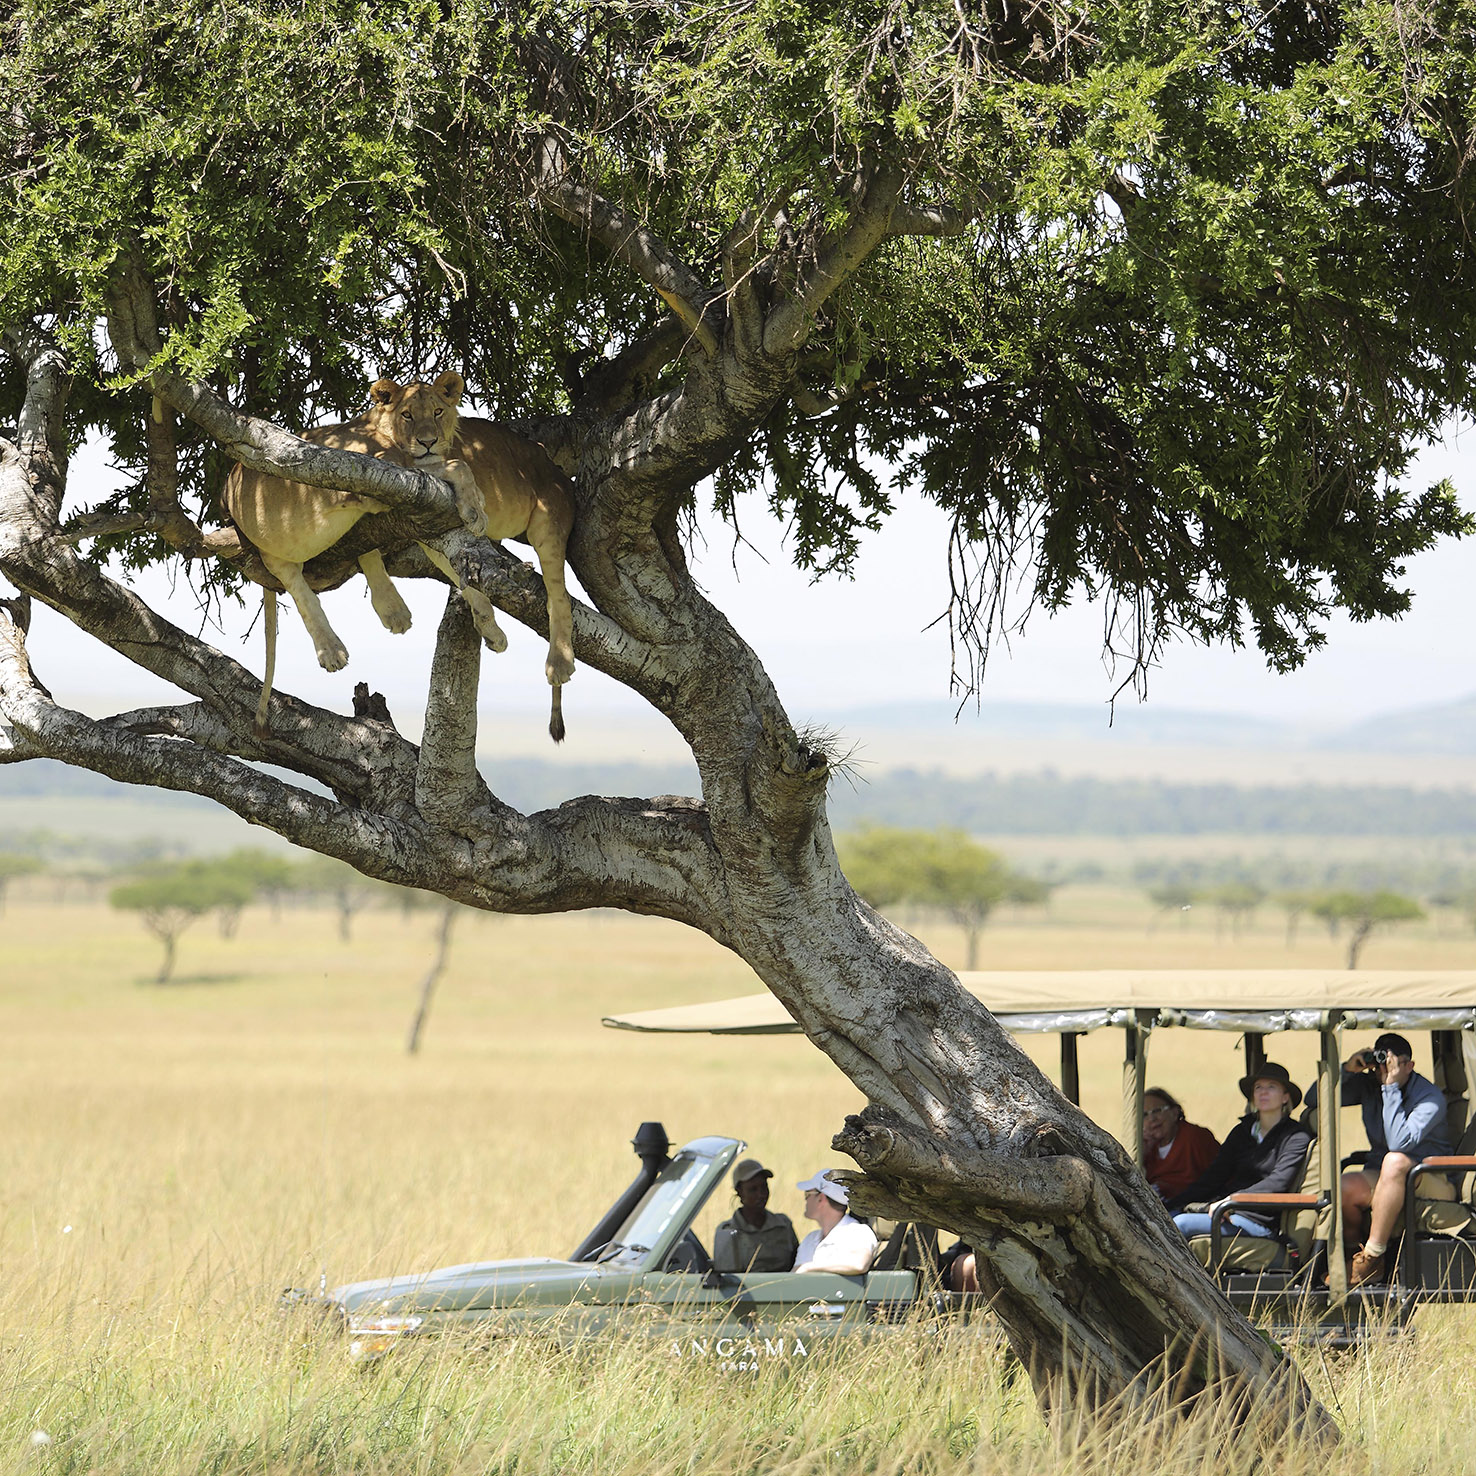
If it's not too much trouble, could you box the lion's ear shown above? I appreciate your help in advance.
[369,378,400,406]
[432,370,465,405]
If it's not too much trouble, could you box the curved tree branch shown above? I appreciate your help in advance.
[763,168,904,355]
[105,257,467,526]
[531,132,724,356]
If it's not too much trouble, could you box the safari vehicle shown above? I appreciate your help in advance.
[607,970,1476,1341]
[322,1123,932,1365]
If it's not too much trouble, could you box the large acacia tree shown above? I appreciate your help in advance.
[4,0,1475,1430]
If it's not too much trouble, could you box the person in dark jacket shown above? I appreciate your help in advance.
[1304,1032,1453,1286]
[1166,1063,1312,1242]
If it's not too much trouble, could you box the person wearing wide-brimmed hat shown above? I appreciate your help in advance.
[712,1157,800,1273]
[1164,1063,1313,1243]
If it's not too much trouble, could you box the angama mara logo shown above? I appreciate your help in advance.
[669,1336,810,1372]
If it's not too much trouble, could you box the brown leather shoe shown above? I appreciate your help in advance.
[1350,1248,1386,1286]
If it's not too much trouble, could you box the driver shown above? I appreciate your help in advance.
[712,1158,800,1272]
[792,1169,878,1275]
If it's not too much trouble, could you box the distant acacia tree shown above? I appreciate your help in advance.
[216,847,295,923]
[109,862,256,983]
[1211,882,1266,941]
[1276,890,1317,948]
[838,827,932,910]
[1146,884,1197,932]
[839,828,1042,970]
[1313,891,1426,969]
[293,856,382,943]
[0,851,42,912]
[405,901,460,1055]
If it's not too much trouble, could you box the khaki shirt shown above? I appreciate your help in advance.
[712,1209,799,1273]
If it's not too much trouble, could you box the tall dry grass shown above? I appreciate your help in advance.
[1,895,1473,1472]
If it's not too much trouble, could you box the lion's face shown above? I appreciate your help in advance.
[367,372,464,463]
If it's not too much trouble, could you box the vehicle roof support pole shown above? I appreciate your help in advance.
[1060,1031,1082,1106]
[1432,1030,1470,1144]
[1122,1013,1150,1161]
[1243,1031,1266,1082]
[1318,1014,1346,1304]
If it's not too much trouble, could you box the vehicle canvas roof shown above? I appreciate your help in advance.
[602,970,1476,1036]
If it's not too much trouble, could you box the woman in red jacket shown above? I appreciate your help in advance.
[1142,1087,1219,1199]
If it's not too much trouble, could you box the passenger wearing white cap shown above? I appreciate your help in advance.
[712,1157,800,1273]
[792,1169,879,1275]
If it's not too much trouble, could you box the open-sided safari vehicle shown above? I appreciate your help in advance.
[607,970,1476,1342]
[318,1124,935,1365]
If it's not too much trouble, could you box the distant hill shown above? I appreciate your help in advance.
[6,754,1476,842]
[827,698,1294,748]
[1328,694,1476,755]
[829,767,1476,836]
[826,692,1476,755]
[0,760,215,806]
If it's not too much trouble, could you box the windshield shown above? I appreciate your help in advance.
[598,1152,709,1266]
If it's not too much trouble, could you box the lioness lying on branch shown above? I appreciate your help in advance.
[224,372,576,739]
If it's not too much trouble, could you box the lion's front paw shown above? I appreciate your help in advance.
[546,653,575,686]
[445,461,488,536]
[459,501,488,537]
[482,625,509,655]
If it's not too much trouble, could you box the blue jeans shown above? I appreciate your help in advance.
[1173,1211,1275,1239]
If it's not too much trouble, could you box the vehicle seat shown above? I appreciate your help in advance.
[1187,1139,1319,1273]
[1411,1117,1476,1238]
[870,1220,939,1273]
[663,1228,712,1273]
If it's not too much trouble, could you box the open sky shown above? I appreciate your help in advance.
[13,417,1473,751]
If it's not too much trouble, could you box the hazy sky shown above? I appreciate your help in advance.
[15,418,1473,736]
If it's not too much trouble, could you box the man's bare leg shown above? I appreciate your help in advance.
[1341,1168,1372,1249]
[1366,1152,1416,1251]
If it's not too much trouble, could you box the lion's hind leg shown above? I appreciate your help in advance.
[259,552,350,671]
[526,508,575,687]
[358,550,413,634]
[419,542,507,653]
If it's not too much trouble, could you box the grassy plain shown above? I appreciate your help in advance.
[2,888,1474,1473]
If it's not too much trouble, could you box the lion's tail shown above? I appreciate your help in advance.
[548,683,565,744]
[255,590,277,734]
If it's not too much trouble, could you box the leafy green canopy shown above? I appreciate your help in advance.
[3,0,1474,679]
[839,827,1039,914]
[109,860,258,916]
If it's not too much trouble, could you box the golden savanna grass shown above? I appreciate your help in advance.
[2,888,1474,1473]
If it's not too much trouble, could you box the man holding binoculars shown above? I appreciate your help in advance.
[1308,1031,1453,1285]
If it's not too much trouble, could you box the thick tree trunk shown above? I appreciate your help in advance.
[695,867,1325,1424]
[0,278,1337,1436]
